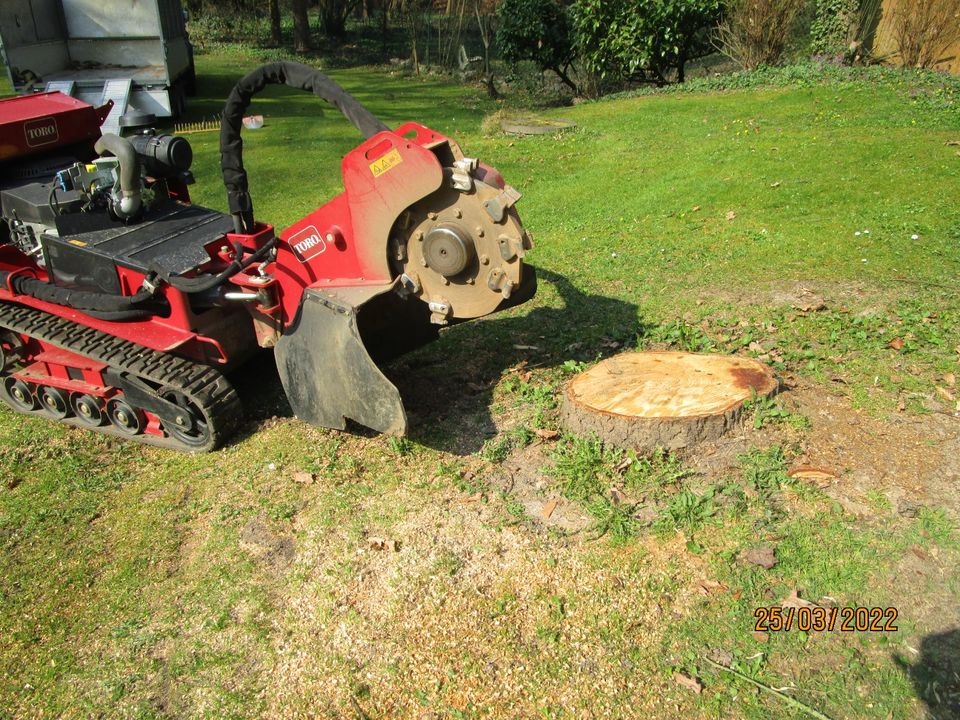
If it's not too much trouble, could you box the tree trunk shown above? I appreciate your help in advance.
[561,351,778,452]
[292,0,312,52]
[269,0,282,46]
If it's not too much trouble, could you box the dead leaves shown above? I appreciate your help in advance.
[367,537,399,552]
[780,588,818,609]
[888,337,905,351]
[673,671,703,694]
[292,471,316,485]
[531,428,559,441]
[725,210,737,221]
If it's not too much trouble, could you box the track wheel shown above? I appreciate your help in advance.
[38,385,71,419]
[159,388,211,448]
[70,393,106,426]
[2,377,38,411]
[106,398,145,435]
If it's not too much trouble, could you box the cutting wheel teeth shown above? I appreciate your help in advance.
[174,115,222,134]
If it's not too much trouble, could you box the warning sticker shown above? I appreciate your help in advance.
[369,148,403,178]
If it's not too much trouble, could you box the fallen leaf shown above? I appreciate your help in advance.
[748,341,766,353]
[614,456,633,473]
[673,672,703,694]
[368,537,399,552]
[541,499,559,520]
[521,370,533,383]
[896,396,907,413]
[770,181,781,188]
[706,649,734,666]
[910,545,928,560]
[752,631,770,642]
[888,337,905,350]
[936,387,956,402]
[293,471,316,484]
[946,140,960,146]
[945,373,956,388]
[463,492,483,503]
[780,589,818,609]
[609,487,626,505]
[5,477,22,490]
[691,205,701,212]
[725,210,737,221]
[743,545,778,570]
[532,428,560,440]
[698,579,728,595]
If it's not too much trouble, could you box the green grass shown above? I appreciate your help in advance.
[1,46,959,718]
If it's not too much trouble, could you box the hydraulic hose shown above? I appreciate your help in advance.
[154,237,277,294]
[220,61,389,233]
[94,133,142,219]
[0,271,161,318]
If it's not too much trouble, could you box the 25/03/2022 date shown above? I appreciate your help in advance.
[755,606,898,632]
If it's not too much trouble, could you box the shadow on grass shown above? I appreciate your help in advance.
[228,268,642,454]
[896,628,960,720]
[393,267,641,455]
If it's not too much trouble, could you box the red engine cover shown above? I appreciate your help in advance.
[0,92,110,162]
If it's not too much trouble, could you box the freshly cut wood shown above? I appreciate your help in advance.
[561,351,777,451]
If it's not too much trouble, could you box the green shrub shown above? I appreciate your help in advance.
[495,0,579,94]
[572,0,721,88]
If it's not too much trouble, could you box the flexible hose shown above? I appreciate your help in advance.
[94,133,142,219]
[219,61,389,233]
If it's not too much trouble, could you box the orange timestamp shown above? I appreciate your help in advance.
[754,606,899,633]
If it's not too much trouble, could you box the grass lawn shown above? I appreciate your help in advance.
[1,46,959,719]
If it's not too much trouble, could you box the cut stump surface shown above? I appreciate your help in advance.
[561,351,778,451]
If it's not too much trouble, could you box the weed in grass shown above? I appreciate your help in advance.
[585,495,641,545]
[738,446,789,495]
[654,488,717,536]
[743,392,811,430]
[639,319,716,352]
[622,447,694,497]
[480,426,535,464]
[388,436,414,456]
[561,359,588,374]
[546,435,617,502]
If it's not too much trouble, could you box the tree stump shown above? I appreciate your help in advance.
[560,351,778,451]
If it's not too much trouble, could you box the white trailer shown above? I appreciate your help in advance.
[0,0,196,134]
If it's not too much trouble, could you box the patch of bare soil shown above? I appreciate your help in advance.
[685,378,960,523]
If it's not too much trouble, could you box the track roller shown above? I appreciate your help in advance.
[106,398,145,435]
[38,385,71,419]
[3,377,38,411]
[70,393,106,427]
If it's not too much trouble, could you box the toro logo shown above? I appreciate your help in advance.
[289,225,327,262]
[24,117,59,148]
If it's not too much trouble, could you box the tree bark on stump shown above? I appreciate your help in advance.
[561,351,778,452]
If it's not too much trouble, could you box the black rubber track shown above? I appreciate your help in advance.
[0,301,241,452]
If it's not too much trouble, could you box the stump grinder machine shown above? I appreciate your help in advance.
[0,62,535,451]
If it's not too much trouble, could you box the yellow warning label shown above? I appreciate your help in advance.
[369,148,403,178]
[68,239,87,247]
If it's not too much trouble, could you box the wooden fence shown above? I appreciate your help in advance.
[873,0,960,73]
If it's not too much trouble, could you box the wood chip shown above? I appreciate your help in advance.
[293,471,316,484]
[541,499,559,520]
[673,672,703,694]
[788,466,839,484]
[532,427,559,440]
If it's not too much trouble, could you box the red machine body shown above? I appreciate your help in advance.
[0,92,112,163]
[0,62,535,451]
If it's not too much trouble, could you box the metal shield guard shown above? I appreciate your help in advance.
[275,284,438,435]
